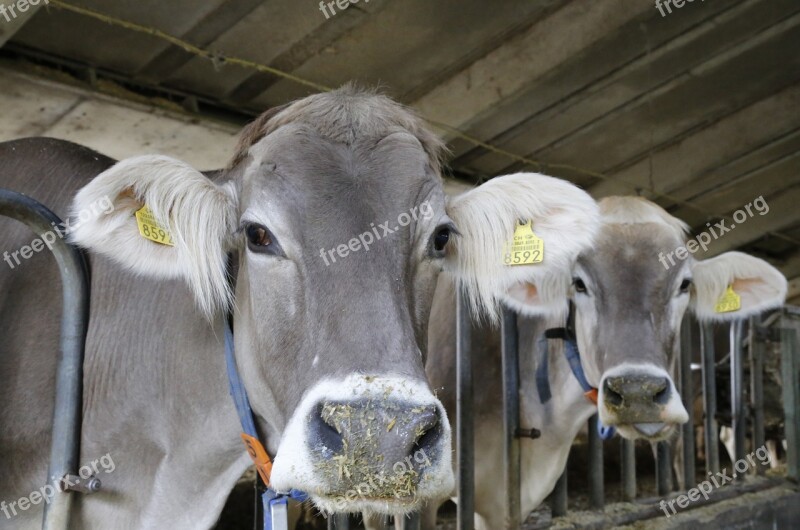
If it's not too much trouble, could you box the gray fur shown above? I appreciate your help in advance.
[0,87,452,528]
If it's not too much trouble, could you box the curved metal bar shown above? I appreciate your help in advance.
[0,189,91,530]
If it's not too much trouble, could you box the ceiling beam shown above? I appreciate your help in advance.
[411,0,653,142]
[134,0,265,83]
[690,187,800,258]
[452,0,755,173]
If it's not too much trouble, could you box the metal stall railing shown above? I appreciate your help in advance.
[452,303,800,529]
[0,189,91,530]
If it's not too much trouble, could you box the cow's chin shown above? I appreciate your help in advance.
[310,494,426,517]
[615,422,678,442]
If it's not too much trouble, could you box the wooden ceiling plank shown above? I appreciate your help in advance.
[409,0,654,142]
[135,0,265,83]
[457,0,793,176]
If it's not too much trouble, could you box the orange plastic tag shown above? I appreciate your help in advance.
[241,433,273,486]
[584,388,598,405]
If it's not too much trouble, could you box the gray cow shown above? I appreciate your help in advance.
[0,86,599,528]
[423,196,787,530]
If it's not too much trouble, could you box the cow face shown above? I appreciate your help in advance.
[505,197,786,441]
[69,88,600,514]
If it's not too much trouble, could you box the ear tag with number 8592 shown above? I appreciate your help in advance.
[135,205,174,246]
[503,220,543,266]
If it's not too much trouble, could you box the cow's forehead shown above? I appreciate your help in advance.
[241,124,440,205]
[579,223,687,291]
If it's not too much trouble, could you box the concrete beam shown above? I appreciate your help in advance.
[695,187,800,258]
[411,0,652,141]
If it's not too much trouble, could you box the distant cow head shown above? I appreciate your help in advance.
[504,196,786,441]
[69,87,599,514]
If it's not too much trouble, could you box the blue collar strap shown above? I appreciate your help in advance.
[539,327,616,441]
[224,320,307,530]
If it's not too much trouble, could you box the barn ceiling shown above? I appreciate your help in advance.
[1,0,799,295]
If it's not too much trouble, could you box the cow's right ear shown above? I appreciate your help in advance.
[444,172,598,320]
[69,155,238,318]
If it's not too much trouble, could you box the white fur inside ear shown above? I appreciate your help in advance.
[69,155,238,318]
[445,172,599,320]
[691,251,787,321]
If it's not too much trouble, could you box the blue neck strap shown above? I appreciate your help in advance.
[538,327,616,440]
[223,320,307,530]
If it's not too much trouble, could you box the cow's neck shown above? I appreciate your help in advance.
[516,315,597,514]
[78,268,252,528]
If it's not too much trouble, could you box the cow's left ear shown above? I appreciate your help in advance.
[691,251,787,321]
[69,155,238,318]
[444,172,599,320]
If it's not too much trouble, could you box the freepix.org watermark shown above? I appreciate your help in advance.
[1,453,115,520]
[319,201,434,266]
[3,195,113,270]
[658,195,769,270]
[319,0,374,20]
[0,0,48,23]
[658,445,771,518]
[327,448,432,513]
[655,0,704,18]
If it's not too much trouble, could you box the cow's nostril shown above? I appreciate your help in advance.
[310,403,345,456]
[653,379,670,405]
[603,378,624,406]
[411,410,440,457]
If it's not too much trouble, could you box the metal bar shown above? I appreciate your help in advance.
[656,441,671,496]
[501,306,521,529]
[679,316,696,488]
[620,439,636,501]
[456,287,474,530]
[550,469,568,517]
[749,318,765,475]
[780,324,800,480]
[701,323,720,475]
[730,320,746,478]
[327,513,350,529]
[402,512,420,530]
[0,189,91,530]
[587,415,604,509]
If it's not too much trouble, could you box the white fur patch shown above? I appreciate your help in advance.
[445,172,599,320]
[69,155,238,318]
[691,251,787,321]
[270,374,454,513]
[598,196,688,239]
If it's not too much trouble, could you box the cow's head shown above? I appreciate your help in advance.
[68,87,599,514]
[504,196,786,441]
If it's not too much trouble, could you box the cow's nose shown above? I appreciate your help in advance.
[308,399,443,495]
[603,373,670,407]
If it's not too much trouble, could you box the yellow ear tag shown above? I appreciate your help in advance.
[135,205,174,246]
[503,220,543,266]
[714,285,741,313]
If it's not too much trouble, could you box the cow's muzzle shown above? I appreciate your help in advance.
[598,366,688,440]
[269,375,454,514]
[309,398,443,495]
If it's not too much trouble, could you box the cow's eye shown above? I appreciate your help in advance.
[246,224,270,247]
[432,226,452,253]
[245,224,279,254]
[679,278,692,294]
[573,277,587,293]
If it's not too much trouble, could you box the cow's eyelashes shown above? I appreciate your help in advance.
[679,278,692,294]
[243,223,282,255]
[573,277,588,294]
